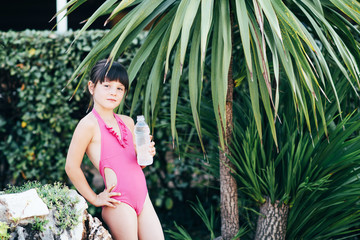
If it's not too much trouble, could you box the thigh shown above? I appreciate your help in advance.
[102,203,138,240]
[138,194,164,240]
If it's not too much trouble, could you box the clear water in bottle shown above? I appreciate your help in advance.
[134,115,153,166]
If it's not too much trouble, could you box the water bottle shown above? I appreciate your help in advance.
[134,115,153,166]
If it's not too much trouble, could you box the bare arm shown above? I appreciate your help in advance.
[65,118,120,207]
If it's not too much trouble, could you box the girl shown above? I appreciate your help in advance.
[65,59,164,240]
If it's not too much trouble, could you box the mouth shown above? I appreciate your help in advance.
[107,99,117,102]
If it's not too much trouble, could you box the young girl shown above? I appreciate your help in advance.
[65,59,164,240]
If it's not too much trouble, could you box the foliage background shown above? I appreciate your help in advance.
[0,30,218,238]
[2,28,360,239]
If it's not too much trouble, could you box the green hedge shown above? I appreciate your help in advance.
[0,31,218,236]
[0,30,142,186]
[0,29,216,214]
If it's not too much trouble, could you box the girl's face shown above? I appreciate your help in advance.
[88,79,125,110]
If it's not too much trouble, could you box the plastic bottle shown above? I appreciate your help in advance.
[134,115,153,166]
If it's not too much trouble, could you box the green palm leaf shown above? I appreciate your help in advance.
[200,0,213,77]
[70,0,118,49]
[62,0,360,149]
[107,0,163,67]
[210,0,231,149]
[179,0,200,72]
[105,0,139,26]
[188,15,205,152]
[164,0,188,78]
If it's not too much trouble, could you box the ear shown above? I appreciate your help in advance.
[88,81,94,95]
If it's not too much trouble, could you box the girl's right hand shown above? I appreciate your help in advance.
[93,185,121,208]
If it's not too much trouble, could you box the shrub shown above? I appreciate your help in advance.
[0,30,216,234]
[0,30,141,186]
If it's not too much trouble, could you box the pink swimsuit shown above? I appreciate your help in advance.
[92,109,147,215]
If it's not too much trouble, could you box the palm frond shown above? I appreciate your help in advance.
[61,0,360,149]
[228,79,360,238]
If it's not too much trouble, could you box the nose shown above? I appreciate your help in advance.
[109,86,117,95]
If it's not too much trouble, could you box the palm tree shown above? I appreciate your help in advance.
[167,74,360,239]
[228,72,360,238]
[55,0,360,239]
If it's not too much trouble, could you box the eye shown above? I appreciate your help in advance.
[117,87,124,91]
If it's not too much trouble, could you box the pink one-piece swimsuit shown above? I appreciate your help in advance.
[92,109,148,215]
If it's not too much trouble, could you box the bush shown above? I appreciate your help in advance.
[0,29,142,186]
[0,30,217,235]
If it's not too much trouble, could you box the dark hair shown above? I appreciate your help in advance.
[90,59,129,92]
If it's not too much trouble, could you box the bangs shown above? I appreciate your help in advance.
[90,59,129,91]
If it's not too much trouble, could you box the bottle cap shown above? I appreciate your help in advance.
[137,115,145,121]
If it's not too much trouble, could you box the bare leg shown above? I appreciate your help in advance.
[138,194,164,240]
[102,203,138,240]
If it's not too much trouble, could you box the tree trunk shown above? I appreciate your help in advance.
[255,197,289,240]
[220,18,239,239]
[219,149,239,240]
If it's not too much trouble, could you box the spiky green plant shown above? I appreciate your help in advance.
[171,67,360,238]
[227,77,360,238]
[165,197,248,240]
[165,222,193,240]
[189,197,216,239]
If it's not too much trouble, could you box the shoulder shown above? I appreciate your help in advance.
[74,112,98,136]
[68,112,98,147]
